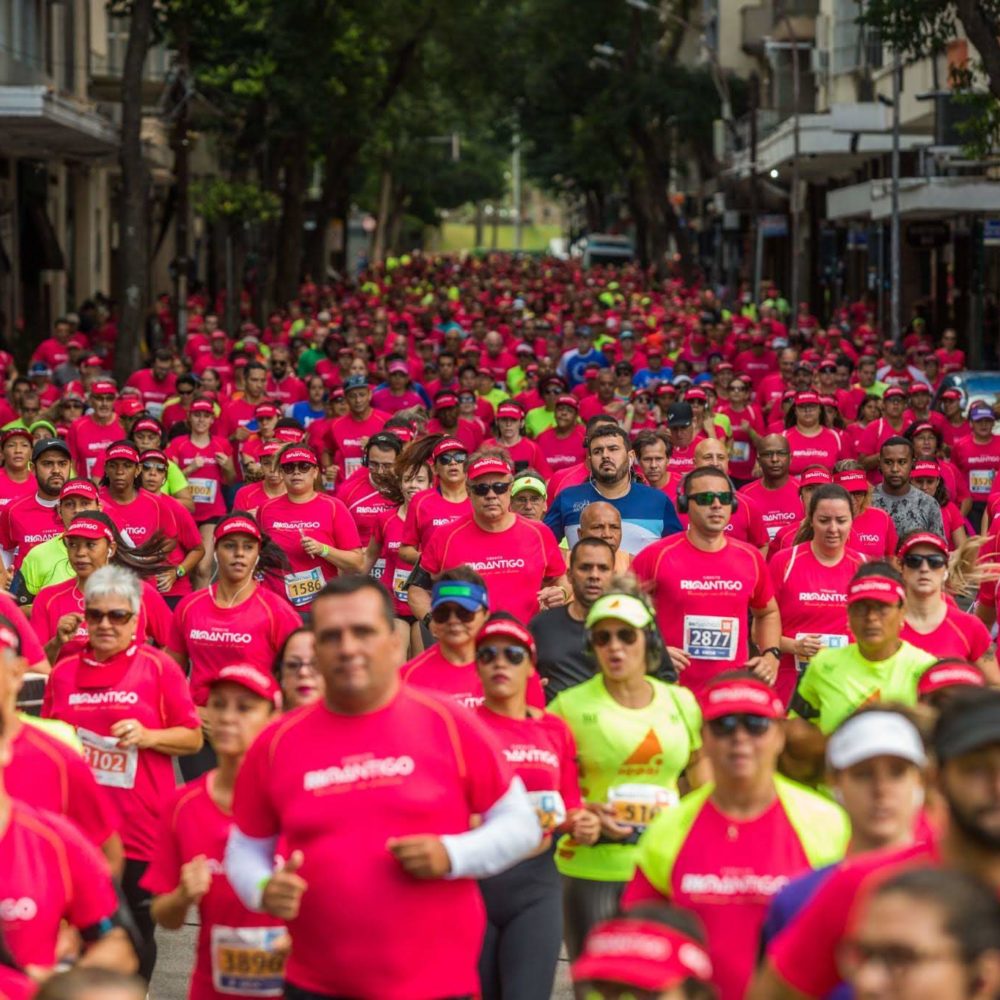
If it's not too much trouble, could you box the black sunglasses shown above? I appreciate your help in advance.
[436,452,467,466]
[282,462,315,474]
[470,481,511,497]
[430,604,479,624]
[591,627,639,647]
[476,644,530,666]
[689,490,734,506]
[84,608,134,625]
[707,714,773,738]
[902,552,947,570]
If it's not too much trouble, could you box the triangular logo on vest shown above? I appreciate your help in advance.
[624,728,663,765]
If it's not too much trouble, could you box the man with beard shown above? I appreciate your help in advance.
[751,687,1000,1000]
[544,424,682,555]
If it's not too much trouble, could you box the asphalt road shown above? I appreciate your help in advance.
[149,915,576,999]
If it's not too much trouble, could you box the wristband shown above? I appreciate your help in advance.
[175,565,187,579]
[321,545,330,558]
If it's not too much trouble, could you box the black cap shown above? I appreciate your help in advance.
[667,402,693,428]
[934,688,1000,762]
[31,437,71,462]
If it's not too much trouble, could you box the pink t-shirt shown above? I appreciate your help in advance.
[154,492,203,596]
[0,494,63,569]
[267,373,307,406]
[738,479,803,547]
[98,487,170,546]
[953,434,1000,499]
[166,435,232,521]
[42,644,201,860]
[849,506,897,559]
[335,469,398,546]
[125,369,177,413]
[232,481,283,517]
[901,602,991,662]
[400,489,472,550]
[783,427,842,476]
[67,414,125,480]
[8,722,117,848]
[168,585,302,705]
[32,577,173,660]
[420,515,565,624]
[327,411,390,479]
[632,534,774,695]
[535,426,586,471]
[718,404,765,481]
[0,802,119,968]
[768,543,866,706]
[231,686,515,998]
[373,511,412,613]
[141,773,287,1000]
[401,645,544,709]
[481,437,553,479]
[0,472,35,508]
[371,387,425,414]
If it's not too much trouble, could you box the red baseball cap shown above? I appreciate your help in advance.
[909,382,932,395]
[910,422,937,438]
[65,516,113,543]
[701,677,784,721]
[106,442,139,464]
[685,388,707,402]
[555,394,579,410]
[117,398,145,417]
[883,386,906,400]
[941,388,962,401]
[432,438,465,460]
[60,478,99,502]
[918,660,986,697]
[208,663,282,710]
[799,468,832,487]
[496,402,523,420]
[0,427,31,447]
[833,469,868,492]
[255,402,280,419]
[794,391,821,406]
[474,618,537,661]
[190,399,215,414]
[139,448,167,465]
[434,393,459,410]
[847,575,905,606]
[214,514,262,542]
[132,418,162,437]
[467,455,513,480]
[90,380,117,396]
[912,460,941,478]
[898,531,948,559]
[278,446,318,466]
[82,355,104,368]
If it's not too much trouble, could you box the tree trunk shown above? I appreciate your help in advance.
[372,166,393,262]
[273,135,309,307]
[115,0,154,384]
[473,202,484,248]
[954,0,1000,101]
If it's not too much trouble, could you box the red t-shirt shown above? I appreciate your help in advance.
[666,442,698,477]
[481,437,553,479]
[166,435,232,521]
[768,544,865,706]
[0,472,35,509]
[783,427,842,476]
[327,411,390,479]
[848,505,897,559]
[125,369,177,415]
[8,721,117,848]
[267,373,307,406]
[98,487,170,546]
[424,417,484,454]
[232,481,283,517]
[373,511,412,615]
[42,644,201,860]
[400,489,471,550]
[718,404,766,481]
[231,686,515,998]
[624,797,813,1000]
[168,585,302,705]
[335,469,398,547]
[739,479,803,547]
[535,426,586,471]
[632,534,774,695]
[141,773,287,1000]
[67,414,125,481]
[0,802,119,968]
[953,434,1000,500]
[901,602,991,662]
[155,492,203,596]
[401,645,544,709]
[0,494,63,570]
[856,417,908,465]
[420,514,565,624]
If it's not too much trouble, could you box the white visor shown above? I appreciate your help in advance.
[826,711,927,771]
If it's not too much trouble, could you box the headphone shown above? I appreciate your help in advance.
[361,432,403,468]
[583,597,666,675]
[676,468,739,514]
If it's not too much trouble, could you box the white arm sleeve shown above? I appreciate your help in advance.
[224,828,278,911]
[440,776,541,880]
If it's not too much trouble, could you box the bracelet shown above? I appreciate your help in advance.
[558,585,570,603]
[321,545,330,558]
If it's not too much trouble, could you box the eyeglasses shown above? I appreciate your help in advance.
[838,939,960,981]
[470,481,512,497]
[63,401,84,408]
[458,395,476,404]
[435,452,467,466]
[689,490,734,506]
[141,463,167,473]
[591,626,639,647]
[281,462,315,474]
[707,714,773,737]
[430,603,480,624]
[83,608,134,626]
[281,658,317,673]
[902,552,948,570]
[476,644,531,666]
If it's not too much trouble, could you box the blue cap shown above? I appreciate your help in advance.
[431,580,489,612]
[970,404,994,421]
[343,374,369,392]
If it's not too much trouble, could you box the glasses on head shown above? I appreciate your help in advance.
[282,462,315,474]
[84,608,134,626]
[476,644,531,666]
[435,452,467,466]
[707,714,773,738]
[141,463,167,473]
[470,481,512,497]
[430,603,480,624]
[281,658,317,674]
[689,490,734,506]
[902,552,947,570]
[591,626,639,647]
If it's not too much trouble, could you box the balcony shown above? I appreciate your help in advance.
[89,25,174,105]
[741,0,820,56]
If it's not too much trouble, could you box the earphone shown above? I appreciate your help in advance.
[676,469,740,514]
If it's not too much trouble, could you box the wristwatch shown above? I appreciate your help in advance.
[175,565,187,579]
[761,646,781,660]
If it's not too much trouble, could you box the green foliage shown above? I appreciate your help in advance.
[191,178,280,223]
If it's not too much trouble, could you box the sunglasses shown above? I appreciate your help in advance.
[430,603,479,624]
[141,463,167,473]
[178,388,195,395]
[689,490,734,506]
[591,626,639,647]
[902,552,947,570]
[707,714,773,737]
[476,644,531,666]
[435,452,467,466]
[470,481,512,497]
[84,608,134,626]
[282,462,315,474]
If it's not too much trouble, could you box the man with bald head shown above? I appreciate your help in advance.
[679,439,754,542]
[737,432,804,548]
[578,501,631,574]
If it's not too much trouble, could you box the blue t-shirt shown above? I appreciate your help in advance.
[290,401,327,427]
[543,480,682,555]
[633,365,673,389]
[557,348,609,387]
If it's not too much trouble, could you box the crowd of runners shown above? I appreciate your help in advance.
[2,253,1000,1000]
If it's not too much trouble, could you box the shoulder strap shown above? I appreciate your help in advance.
[775,774,850,868]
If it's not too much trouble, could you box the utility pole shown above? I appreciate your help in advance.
[890,48,902,347]
[783,9,802,333]
[170,24,191,348]
[512,127,522,252]
[750,72,761,305]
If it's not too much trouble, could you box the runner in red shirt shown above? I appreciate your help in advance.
[832,466,898,559]
[231,442,285,516]
[535,395,585,471]
[739,434,803,548]
[98,441,173,547]
[425,391,484,454]
[857,386,910,474]
[679,438,756,543]
[665,403,701,476]
[483,400,553,478]
[633,467,781,696]
[324,374,389,481]
[783,391,843,475]
[224,577,540,1000]
[143,664,287,1000]
[125,349,177,419]
[258,445,363,610]
[768,484,865,705]
[409,453,568,626]
[0,428,34,509]
[333,431,400,548]
[42,564,202,979]
[938,387,969,448]
[718,375,765,484]
[67,380,125,481]
[952,401,1000,524]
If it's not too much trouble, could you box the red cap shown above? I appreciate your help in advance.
[847,575,905,606]
[715,362,734,372]
[467,455,513,480]
[60,478,98,502]
[65,516,114,542]
[260,441,283,458]
[701,677,784,721]
[555,394,579,410]
[210,329,227,339]
[139,448,167,464]
[118,397,145,417]
[387,359,409,375]
[794,391,821,406]
[685,388,707,402]
[432,438,465,460]
[913,460,941,478]
[800,468,832,487]
[898,531,948,559]
[910,422,937,438]
[209,662,282,709]
[496,402,523,420]
[883,386,906,400]
[278,446,318,466]
[82,355,104,368]
[132,418,162,437]
[190,399,215,414]
[571,918,713,992]
[274,426,303,443]
[434,393,459,410]
[909,382,932,395]
[90,380,117,396]
[213,514,263,542]
[106,442,140,464]
[941,388,962,401]
[1,427,32,446]
[833,469,868,492]
[474,618,537,661]
[255,402,280,419]
[918,661,986,697]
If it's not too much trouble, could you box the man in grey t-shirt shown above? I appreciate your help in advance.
[872,436,945,539]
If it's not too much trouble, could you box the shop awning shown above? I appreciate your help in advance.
[0,86,118,159]
[827,176,1000,222]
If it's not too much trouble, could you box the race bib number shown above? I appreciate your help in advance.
[795,632,848,673]
[85,456,98,479]
[344,456,363,477]
[607,784,678,830]
[731,439,751,464]
[527,790,566,834]
[766,524,782,541]
[285,568,323,607]
[211,926,286,996]
[77,727,138,789]
[683,615,739,660]
[391,565,411,602]
[970,468,996,495]
[146,401,164,419]
[370,557,385,582]
[189,477,219,505]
